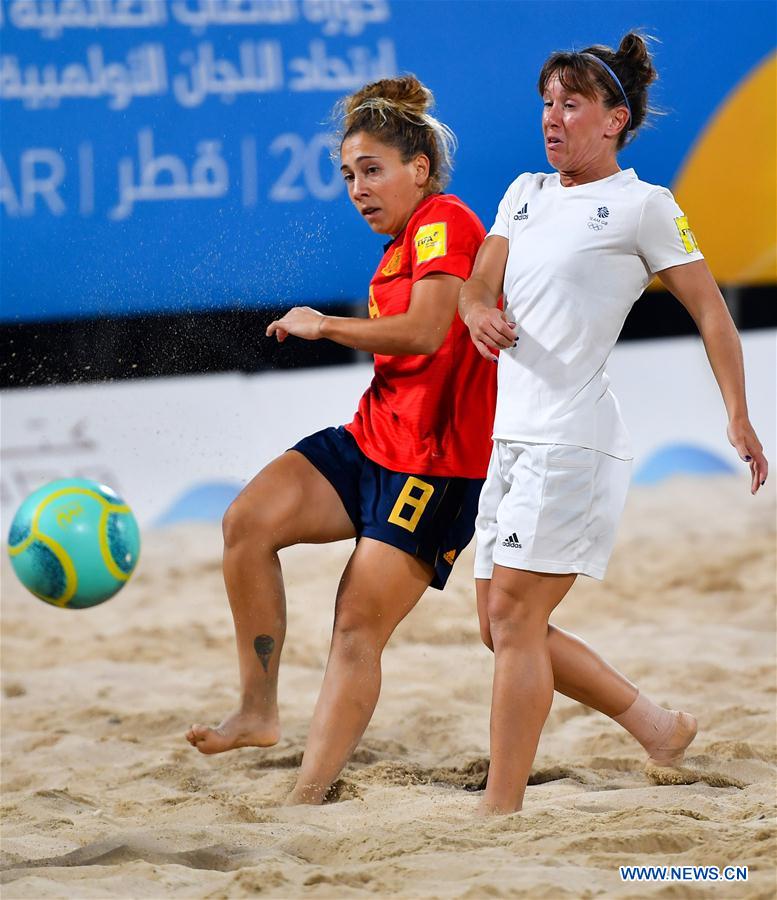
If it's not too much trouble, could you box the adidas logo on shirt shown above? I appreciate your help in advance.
[513,203,528,221]
[501,532,522,548]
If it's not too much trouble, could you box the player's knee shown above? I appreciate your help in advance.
[222,498,251,548]
[479,619,494,651]
[486,589,541,644]
[331,608,384,659]
[222,492,286,551]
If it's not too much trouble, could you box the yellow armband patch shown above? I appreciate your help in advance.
[414,222,447,263]
[674,215,700,254]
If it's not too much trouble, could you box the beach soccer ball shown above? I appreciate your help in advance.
[7,478,140,609]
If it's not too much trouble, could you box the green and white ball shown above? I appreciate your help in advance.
[7,478,140,609]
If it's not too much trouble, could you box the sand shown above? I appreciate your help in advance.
[2,475,775,899]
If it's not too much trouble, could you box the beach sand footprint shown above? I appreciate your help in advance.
[0,833,273,882]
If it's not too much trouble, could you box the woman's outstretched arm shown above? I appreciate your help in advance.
[266,272,462,356]
[658,259,768,494]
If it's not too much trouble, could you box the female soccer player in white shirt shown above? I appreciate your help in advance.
[459,32,768,816]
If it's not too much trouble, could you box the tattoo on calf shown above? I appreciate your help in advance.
[253,634,275,673]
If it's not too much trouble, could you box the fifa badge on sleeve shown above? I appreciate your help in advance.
[674,215,700,253]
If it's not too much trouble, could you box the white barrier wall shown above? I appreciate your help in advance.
[610,330,775,473]
[2,331,774,527]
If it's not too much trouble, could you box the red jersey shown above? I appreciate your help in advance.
[346,193,497,478]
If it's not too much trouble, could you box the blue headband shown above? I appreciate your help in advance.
[582,53,632,126]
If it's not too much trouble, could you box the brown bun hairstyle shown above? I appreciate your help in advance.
[538,32,659,148]
[335,75,457,194]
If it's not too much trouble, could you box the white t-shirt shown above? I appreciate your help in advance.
[489,168,704,459]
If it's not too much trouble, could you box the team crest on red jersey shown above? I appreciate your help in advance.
[381,247,403,276]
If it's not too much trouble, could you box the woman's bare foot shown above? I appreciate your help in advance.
[185,710,280,754]
[644,711,698,767]
[475,798,521,817]
[285,783,328,806]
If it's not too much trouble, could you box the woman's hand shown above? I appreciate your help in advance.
[727,417,768,494]
[266,307,325,342]
[463,303,517,363]
[458,236,511,362]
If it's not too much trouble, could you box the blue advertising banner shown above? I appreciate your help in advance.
[1,0,775,322]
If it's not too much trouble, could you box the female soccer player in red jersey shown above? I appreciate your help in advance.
[459,33,768,815]
[186,76,496,804]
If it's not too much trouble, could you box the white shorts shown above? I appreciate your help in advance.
[474,441,632,581]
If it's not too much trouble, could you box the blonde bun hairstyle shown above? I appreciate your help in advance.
[336,75,457,194]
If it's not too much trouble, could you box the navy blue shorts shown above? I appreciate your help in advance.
[291,426,483,590]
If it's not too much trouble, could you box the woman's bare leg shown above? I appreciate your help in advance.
[185,451,355,754]
[479,567,576,815]
[477,578,637,714]
[287,538,433,804]
[476,579,697,770]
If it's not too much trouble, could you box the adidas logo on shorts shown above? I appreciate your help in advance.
[501,532,522,549]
